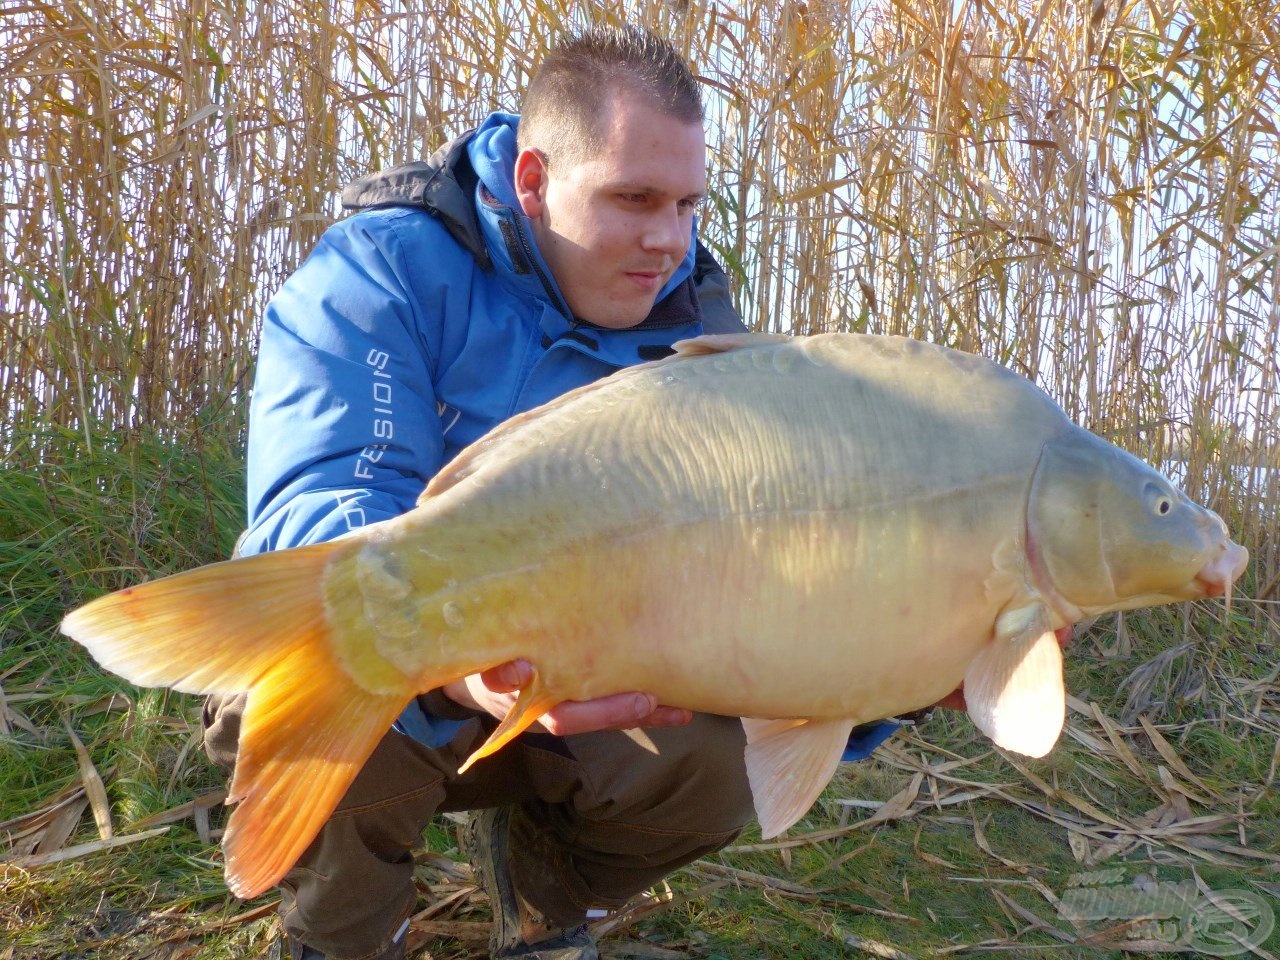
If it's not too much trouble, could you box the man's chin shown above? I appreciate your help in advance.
[578,301,657,331]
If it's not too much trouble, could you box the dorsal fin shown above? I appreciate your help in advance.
[421,332,792,504]
[420,376,620,503]
[424,399,565,504]
[671,332,792,357]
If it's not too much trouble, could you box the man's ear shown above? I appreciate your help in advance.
[514,148,549,218]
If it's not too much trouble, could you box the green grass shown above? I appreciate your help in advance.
[2,426,1277,959]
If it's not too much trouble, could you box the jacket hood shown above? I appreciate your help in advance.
[467,112,522,209]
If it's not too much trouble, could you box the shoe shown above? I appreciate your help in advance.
[462,807,599,960]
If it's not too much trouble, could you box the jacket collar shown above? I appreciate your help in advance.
[341,135,491,269]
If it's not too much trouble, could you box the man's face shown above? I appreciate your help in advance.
[515,96,707,330]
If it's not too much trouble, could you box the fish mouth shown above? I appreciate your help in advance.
[1193,541,1249,598]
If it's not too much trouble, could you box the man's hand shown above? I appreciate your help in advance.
[441,659,693,737]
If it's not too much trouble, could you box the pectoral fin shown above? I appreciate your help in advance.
[457,674,558,774]
[741,716,855,838]
[964,608,1065,758]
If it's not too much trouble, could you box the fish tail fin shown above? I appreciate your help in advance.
[61,541,351,695]
[61,542,415,898]
[223,655,408,898]
[456,672,558,775]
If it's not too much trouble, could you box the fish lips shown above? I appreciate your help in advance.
[1119,538,1249,605]
[1193,540,1249,597]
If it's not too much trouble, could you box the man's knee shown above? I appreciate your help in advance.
[566,713,754,833]
[643,713,754,833]
[507,715,754,920]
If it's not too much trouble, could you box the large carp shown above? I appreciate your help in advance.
[62,332,1247,898]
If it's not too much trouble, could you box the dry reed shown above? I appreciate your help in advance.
[1,0,1276,571]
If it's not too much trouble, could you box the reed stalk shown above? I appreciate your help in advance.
[2,0,1276,571]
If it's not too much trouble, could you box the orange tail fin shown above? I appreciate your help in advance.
[60,542,414,898]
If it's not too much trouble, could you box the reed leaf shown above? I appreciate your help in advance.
[1,0,1275,576]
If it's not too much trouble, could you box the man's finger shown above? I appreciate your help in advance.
[642,706,694,728]
[538,692,660,737]
[478,659,532,693]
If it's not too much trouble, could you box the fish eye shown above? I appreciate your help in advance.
[1144,481,1175,518]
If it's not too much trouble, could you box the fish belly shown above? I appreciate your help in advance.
[346,500,1018,725]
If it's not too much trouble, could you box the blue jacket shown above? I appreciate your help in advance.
[242,112,898,757]
[244,114,743,555]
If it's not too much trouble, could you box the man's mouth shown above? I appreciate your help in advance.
[624,270,664,291]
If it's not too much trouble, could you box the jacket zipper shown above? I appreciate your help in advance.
[510,214,573,319]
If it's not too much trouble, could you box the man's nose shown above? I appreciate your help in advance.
[641,206,688,256]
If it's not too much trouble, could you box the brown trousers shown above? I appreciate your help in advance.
[204,694,753,960]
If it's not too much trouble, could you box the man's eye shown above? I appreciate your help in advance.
[621,193,646,204]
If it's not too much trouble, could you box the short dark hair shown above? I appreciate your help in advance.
[518,25,704,169]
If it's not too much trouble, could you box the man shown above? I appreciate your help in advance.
[206,25,746,960]
[205,25,900,960]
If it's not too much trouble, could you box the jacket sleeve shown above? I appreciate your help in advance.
[242,211,477,748]
[842,719,901,761]
[240,211,448,556]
